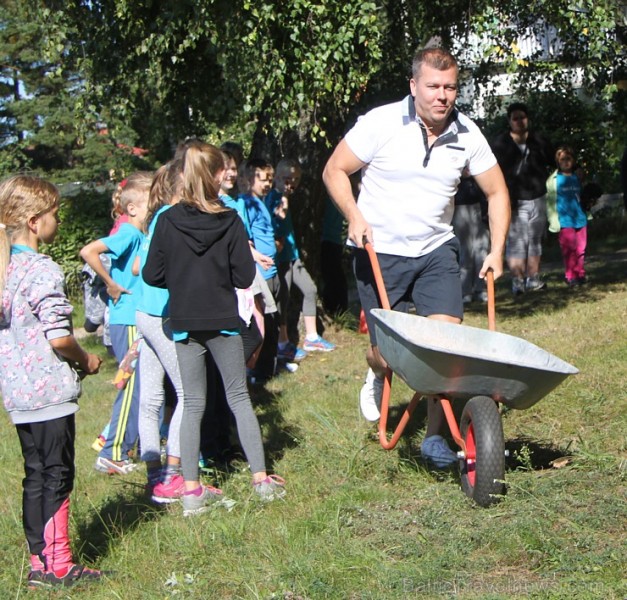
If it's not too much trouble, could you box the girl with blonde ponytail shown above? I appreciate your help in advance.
[0,175,104,588]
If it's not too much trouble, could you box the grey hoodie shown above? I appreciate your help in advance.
[0,251,80,424]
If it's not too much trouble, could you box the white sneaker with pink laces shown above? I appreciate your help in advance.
[253,475,286,501]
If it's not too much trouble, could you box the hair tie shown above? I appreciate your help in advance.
[120,178,128,189]
[0,223,6,229]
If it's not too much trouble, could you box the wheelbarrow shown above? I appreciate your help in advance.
[364,242,578,507]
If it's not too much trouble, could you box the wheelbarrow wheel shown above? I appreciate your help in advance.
[459,396,505,507]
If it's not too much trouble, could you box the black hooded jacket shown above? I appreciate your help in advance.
[142,202,256,332]
[491,131,554,208]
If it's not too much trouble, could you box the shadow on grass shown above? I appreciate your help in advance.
[250,383,302,469]
[379,398,569,474]
[464,249,626,321]
[199,359,302,479]
[196,381,302,478]
[504,436,568,470]
[75,488,163,564]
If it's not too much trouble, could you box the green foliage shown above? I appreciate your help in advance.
[69,0,386,156]
[0,1,154,182]
[41,183,113,298]
[1,0,625,275]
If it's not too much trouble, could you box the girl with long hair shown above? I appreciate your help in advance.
[143,141,285,516]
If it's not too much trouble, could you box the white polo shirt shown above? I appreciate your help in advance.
[344,95,496,257]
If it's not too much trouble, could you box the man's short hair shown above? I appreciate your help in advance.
[506,102,529,118]
[411,47,458,79]
[275,158,301,178]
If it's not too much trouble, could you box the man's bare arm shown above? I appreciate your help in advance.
[473,164,511,280]
[322,140,370,248]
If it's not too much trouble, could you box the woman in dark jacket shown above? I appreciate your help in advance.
[492,103,553,295]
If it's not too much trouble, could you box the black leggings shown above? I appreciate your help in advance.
[17,414,75,557]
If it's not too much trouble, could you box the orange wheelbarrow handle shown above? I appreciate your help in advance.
[363,241,418,449]
[363,240,497,450]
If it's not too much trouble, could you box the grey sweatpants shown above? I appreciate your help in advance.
[506,196,547,259]
[277,258,318,325]
[136,311,184,463]
[175,332,266,481]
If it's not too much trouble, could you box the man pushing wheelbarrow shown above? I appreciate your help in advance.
[323,46,511,469]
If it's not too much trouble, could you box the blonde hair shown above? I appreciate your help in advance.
[111,171,153,220]
[144,159,183,232]
[0,175,60,294]
[555,145,575,166]
[180,140,227,213]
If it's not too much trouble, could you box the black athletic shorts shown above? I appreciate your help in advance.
[354,237,463,345]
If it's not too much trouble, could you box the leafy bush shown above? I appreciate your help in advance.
[479,89,625,194]
[42,183,114,299]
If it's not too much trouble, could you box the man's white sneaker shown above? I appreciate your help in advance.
[359,368,384,421]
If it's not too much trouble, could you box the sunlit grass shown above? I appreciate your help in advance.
[0,242,625,598]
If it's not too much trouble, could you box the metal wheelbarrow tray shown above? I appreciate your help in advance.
[371,308,579,410]
[363,243,578,506]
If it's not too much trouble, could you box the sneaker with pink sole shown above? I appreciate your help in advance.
[253,474,286,502]
[27,564,107,590]
[151,474,185,504]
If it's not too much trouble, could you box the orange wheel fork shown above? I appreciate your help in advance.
[439,397,466,457]
[377,366,420,450]
[364,240,420,450]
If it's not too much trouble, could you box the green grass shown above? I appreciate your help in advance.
[1,243,626,599]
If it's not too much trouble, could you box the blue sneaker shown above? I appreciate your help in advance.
[303,335,335,352]
[421,435,458,469]
[277,342,307,362]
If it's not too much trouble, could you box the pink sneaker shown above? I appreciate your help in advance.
[151,474,185,504]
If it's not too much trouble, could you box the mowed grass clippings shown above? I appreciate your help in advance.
[0,246,625,599]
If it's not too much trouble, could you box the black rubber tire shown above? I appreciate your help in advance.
[459,396,505,507]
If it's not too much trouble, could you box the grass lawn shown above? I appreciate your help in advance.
[0,234,625,599]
